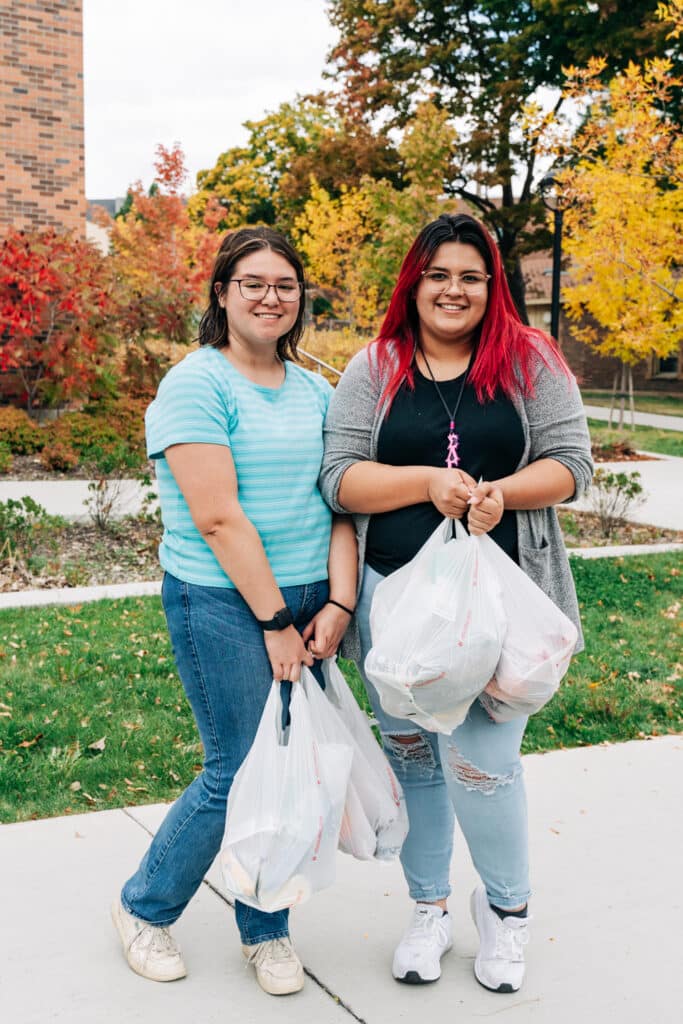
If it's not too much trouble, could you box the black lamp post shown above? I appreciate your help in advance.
[539,174,568,343]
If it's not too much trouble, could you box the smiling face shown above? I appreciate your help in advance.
[415,241,489,352]
[219,248,301,354]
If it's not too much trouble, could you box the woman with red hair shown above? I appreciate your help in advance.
[320,213,592,993]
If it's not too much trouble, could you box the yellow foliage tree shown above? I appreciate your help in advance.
[294,179,379,328]
[556,58,682,422]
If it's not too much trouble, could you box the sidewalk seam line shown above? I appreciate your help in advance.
[121,806,369,1022]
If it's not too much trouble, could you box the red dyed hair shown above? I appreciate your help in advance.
[372,213,569,407]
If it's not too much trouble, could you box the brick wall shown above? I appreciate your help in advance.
[0,1,85,235]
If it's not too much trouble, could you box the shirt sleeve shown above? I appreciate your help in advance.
[525,345,594,501]
[319,348,380,512]
[145,358,237,459]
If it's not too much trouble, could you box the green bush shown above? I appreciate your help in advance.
[0,442,13,474]
[0,407,44,454]
[0,496,65,567]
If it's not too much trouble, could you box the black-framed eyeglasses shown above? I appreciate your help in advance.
[420,269,491,292]
[223,278,303,303]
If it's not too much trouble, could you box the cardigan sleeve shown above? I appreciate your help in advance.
[319,347,381,513]
[525,347,594,501]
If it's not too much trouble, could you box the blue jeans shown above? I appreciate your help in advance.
[357,565,530,910]
[121,573,329,945]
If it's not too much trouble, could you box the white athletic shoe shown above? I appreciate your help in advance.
[242,937,304,995]
[111,898,187,982]
[392,903,453,984]
[470,886,529,993]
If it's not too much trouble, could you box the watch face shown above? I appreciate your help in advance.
[261,607,294,630]
[274,608,294,630]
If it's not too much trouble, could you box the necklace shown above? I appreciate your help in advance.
[419,348,474,468]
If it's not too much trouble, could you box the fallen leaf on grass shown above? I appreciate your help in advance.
[69,781,82,792]
[87,737,106,753]
[124,778,148,792]
[17,733,43,749]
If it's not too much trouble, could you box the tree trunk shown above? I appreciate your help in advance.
[506,256,530,325]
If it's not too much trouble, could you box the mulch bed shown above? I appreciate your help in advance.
[591,441,659,462]
[0,442,679,594]
[0,518,161,593]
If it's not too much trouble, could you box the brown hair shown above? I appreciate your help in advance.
[197,227,306,361]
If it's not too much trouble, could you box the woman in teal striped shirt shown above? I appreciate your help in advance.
[111,228,357,996]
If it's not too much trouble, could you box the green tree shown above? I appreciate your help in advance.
[188,94,400,233]
[326,0,679,318]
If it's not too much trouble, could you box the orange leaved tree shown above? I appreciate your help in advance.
[104,144,222,395]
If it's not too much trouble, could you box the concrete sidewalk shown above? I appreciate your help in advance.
[565,452,683,531]
[584,403,683,432]
[2,736,680,1023]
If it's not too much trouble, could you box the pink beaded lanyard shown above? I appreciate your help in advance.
[419,349,474,469]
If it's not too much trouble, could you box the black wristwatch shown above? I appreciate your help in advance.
[257,607,294,631]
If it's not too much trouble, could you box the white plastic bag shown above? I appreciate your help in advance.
[220,679,352,913]
[478,534,578,722]
[321,659,408,861]
[365,518,507,735]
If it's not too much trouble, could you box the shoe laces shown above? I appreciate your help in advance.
[133,922,179,958]
[248,938,294,968]
[494,916,529,962]
[403,908,448,949]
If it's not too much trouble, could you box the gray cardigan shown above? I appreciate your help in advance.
[319,342,594,661]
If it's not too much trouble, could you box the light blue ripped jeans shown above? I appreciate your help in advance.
[357,564,530,910]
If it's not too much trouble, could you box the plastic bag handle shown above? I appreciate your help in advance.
[444,517,469,542]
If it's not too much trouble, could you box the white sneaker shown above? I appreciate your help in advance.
[242,937,304,995]
[111,898,187,982]
[392,903,453,984]
[470,886,529,993]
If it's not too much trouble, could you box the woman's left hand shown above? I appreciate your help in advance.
[467,480,505,535]
[302,604,352,660]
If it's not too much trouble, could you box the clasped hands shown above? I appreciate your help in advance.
[264,602,351,683]
[427,467,504,535]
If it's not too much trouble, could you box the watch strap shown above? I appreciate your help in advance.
[257,607,294,631]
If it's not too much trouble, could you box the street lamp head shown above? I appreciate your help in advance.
[539,174,569,213]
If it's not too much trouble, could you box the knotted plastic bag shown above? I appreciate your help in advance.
[477,535,578,721]
[365,518,507,735]
[321,659,408,861]
[220,678,352,913]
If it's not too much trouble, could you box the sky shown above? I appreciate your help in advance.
[82,0,339,199]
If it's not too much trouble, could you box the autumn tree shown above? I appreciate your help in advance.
[556,58,683,425]
[294,179,380,327]
[0,228,115,411]
[294,102,464,323]
[189,94,401,235]
[361,101,460,307]
[104,144,222,394]
[326,0,680,318]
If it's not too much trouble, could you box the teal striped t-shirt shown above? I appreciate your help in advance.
[145,346,333,588]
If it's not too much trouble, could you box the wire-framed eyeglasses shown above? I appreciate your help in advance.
[223,278,303,303]
[420,269,491,292]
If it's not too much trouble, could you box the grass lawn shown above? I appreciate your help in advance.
[581,391,682,417]
[1,553,681,824]
[587,419,683,458]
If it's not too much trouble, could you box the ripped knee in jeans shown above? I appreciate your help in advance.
[382,732,436,778]
[445,744,519,795]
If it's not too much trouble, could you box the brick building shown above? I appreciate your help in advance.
[0,0,86,235]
